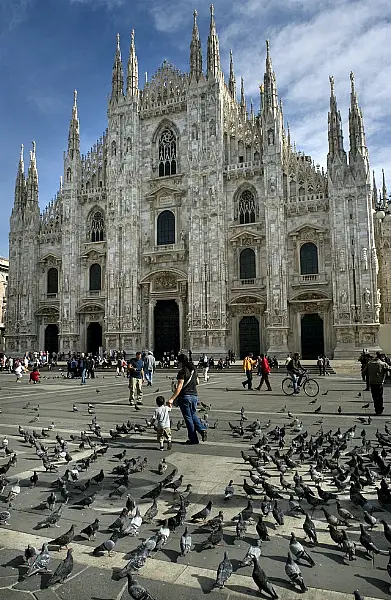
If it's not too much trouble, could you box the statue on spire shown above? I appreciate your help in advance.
[68,90,80,159]
[327,75,346,165]
[127,29,139,98]
[262,39,278,115]
[228,49,236,99]
[348,71,367,162]
[111,33,124,101]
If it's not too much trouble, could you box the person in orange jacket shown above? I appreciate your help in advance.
[242,353,256,390]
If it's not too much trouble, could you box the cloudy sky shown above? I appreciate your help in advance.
[0,0,390,257]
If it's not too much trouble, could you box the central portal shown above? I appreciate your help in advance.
[154,300,180,360]
[87,322,102,355]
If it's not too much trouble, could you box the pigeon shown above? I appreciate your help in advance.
[0,509,11,525]
[143,499,158,523]
[224,479,234,500]
[47,548,74,585]
[243,479,262,497]
[200,524,223,549]
[314,405,322,413]
[362,403,370,409]
[359,524,387,561]
[338,406,342,414]
[191,500,212,521]
[160,468,178,487]
[289,532,315,566]
[256,515,270,542]
[122,507,142,536]
[380,520,391,545]
[363,510,377,530]
[214,551,233,589]
[303,512,318,545]
[251,557,278,599]
[24,545,37,565]
[156,520,170,549]
[72,493,96,508]
[93,531,120,556]
[158,458,167,475]
[141,482,163,500]
[336,500,357,523]
[49,524,75,549]
[207,510,224,531]
[180,526,192,556]
[289,495,305,516]
[272,500,284,526]
[46,492,57,511]
[36,506,63,529]
[27,543,51,576]
[239,544,262,568]
[109,485,127,499]
[127,573,156,600]
[108,508,128,532]
[30,471,39,487]
[164,474,183,491]
[113,449,126,461]
[353,593,364,600]
[72,404,78,412]
[285,552,307,592]
[236,513,247,539]
[117,546,151,578]
[80,518,100,540]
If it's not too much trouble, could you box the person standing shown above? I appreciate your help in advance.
[79,353,87,385]
[202,354,209,382]
[127,351,144,406]
[364,352,391,415]
[242,352,256,390]
[167,353,206,445]
[144,350,156,387]
[255,354,272,391]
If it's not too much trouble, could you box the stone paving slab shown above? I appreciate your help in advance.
[0,370,390,599]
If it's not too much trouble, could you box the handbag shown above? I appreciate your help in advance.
[173,370,194,406]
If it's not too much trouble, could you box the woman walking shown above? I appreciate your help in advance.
[168,353,207,445]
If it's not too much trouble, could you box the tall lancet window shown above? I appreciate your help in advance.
[90,210,105,242]
[158,129,177,177]
[238,190,256,224]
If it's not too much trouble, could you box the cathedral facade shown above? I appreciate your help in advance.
[6,7,386,359]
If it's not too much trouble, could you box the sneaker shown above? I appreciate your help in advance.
[255,386,261,391]
[201,430,207,442]
[136,400,143,405]
[129,401,135,406]
[167,441,172,450]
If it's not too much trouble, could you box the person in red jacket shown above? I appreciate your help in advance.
[255,354,272,391]
[29,367,40,384]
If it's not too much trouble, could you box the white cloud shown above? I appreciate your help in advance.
[144,0,391,181]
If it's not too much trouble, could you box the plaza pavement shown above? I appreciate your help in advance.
[0,365,389,600]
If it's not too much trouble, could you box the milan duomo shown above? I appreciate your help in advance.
[5,7,391,359]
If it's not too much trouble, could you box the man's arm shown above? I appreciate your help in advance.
[168,379,184,407]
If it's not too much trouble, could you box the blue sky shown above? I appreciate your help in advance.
[0,0,390,257]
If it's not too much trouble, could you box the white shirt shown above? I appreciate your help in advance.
[15,365,23,375]
[152,406,171,429]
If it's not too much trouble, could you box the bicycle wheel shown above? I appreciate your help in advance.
[303,378,319,397]
[282,377,295,396]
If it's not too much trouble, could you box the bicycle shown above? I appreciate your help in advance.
[282,371,319,397]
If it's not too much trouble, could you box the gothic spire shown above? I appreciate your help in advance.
[127,29,139,98]
[327,75,346,164]
[228,49,236,99]
[26,141,38,205]
[190,10,202,81]
[262,40,278,115]
[111,33,124,101]
[14,144,26,209]
[207,4,221,79]
[348,71,367,160]
[240,77,246,113]
[382,169,387,205]
[68,90,80,159]
[372,170,378,207]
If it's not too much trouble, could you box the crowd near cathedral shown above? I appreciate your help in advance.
[5,6,391,359]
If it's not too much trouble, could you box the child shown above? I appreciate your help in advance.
[148,396,172,451]
[29,367,40,384]
[15,363,23,383]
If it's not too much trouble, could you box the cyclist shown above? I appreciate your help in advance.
[286,352,304,394]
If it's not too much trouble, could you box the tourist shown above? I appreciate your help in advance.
[116,356,123,377]
[242,352,256,390]
[167,353,206,445]
[286,352,304,394]
[317,355,325,376]
[87,355,96,379]
[202,354,209,382]
[255,353,272,391]
[144,350,156,386]
[363,351,391,415]
[29,366,40,384]
[148,395,172,451]
[127,351,144,406]
[15,362,23,383]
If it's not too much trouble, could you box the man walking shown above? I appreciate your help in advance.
[364,352,390,415]
[127,351,144,406]
[202,354,209,382]
[144,350,156,386]
[255,354,272,391]
[242,352,256,390]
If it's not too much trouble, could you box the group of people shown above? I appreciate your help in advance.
[241,351,308,394]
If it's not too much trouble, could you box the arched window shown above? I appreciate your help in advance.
[240,248,256,281]
[300,242,319,275]
[238,190,256,224]
[90,211,105,242]
[158,129,177,177]
[89,263,102,291]
[157,210,175,245]
[47,268,59,295]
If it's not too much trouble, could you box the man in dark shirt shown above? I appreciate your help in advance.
[127,351,144,406]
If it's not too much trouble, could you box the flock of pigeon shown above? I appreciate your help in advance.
[1,391,391,600]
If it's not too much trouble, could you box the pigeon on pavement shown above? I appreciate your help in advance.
[285,551,307,592]
[214,551,233,588]
[27,543,51,576]
[47,548,74,585]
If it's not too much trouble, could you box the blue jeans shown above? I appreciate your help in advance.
[145,370,153,385]
[178,394,205,444]
[81,368,87,384]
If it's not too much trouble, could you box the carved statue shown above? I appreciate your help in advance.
[144,232,149,246]
[273,291,279,314]
[372,247,379,273]
[340,290,348,305]
[361,247,368,271]
[64,276,69,292]
[339,248,346,272]
[269,175,276,195]
[375,305,380,322]
[363,287,371,306]
[268,130,274,145]
[377,288,381,305]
